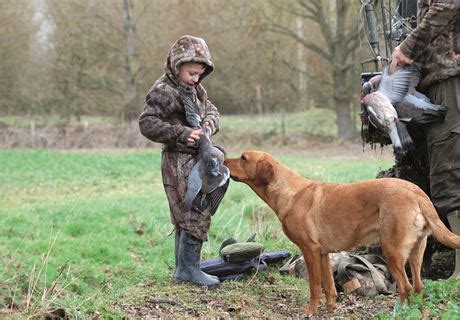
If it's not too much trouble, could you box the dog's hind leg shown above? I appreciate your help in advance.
[409,235,427,294]
[320,253,337,311]
[381,243,413,303]
[300,245,323,315]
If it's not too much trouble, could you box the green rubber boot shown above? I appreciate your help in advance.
[173,231,220,287]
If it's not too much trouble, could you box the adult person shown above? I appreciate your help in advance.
[390,0,460,278]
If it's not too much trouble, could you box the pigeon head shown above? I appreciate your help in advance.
[361,81,374,96]
[203,147,225,176]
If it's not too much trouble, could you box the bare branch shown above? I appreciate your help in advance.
[267,0,316,21]
[281,58,333,87]
[261,8,332,60]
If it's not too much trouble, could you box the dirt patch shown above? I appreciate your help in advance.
[116,286,396,319]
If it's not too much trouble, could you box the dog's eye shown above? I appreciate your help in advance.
[240,154,246,161]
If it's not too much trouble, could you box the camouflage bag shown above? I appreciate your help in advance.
[279,253,396,297]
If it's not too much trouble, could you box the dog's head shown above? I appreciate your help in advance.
[224,150,275,187]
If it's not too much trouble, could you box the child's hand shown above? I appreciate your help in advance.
[187,128,204,146]
[203,121,212,135]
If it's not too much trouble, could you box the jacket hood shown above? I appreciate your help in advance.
[165,35,214,90]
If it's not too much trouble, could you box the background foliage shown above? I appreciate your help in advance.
[0,0,385,139]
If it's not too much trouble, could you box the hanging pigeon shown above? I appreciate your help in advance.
[181,94,229,215]
[361,65,420,154]
[183,127,230,215]
[363,68,447,125]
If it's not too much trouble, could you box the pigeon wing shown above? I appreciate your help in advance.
[378,66,413,103]
[406,65,421,93]
[181,94,202,128]
[201,164,229,194]
[396,95,447,124]
[411,91,430,102]
[208,178,230,216]
[183,161,203,212]
[367,106,385,130]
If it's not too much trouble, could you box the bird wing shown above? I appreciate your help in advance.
[394,95,423,120]
[387,121,403,151]
[367,105,385,130]
[406,65,421,93]
[201,164,229,194]
[208,178,230,216]
[183,162,203,212]
[181,93,202,128]
[411,91,430,102]
[395,121,413,150]
[396,95,448,124]
[378,65,415,103]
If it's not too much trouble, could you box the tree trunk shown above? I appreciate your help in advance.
[122,0,139,122]
[334,98,354,140]
[255,84,263,114]
[296,17,308,110]
[333,73,355,140]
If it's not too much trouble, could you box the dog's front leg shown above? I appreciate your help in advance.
[320,253,337,311]
[300,245,322,315]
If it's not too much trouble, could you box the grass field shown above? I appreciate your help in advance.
[1,149,459,318]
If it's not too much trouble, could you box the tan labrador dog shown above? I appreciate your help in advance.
[224,150,460,315]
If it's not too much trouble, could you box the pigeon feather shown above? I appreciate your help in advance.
[181,94,202,128]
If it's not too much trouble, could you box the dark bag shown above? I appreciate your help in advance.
[200,251,291,281]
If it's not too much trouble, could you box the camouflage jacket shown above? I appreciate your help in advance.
[139,35,220,153]
[399,0,460,91]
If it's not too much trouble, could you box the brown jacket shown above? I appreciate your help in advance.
[139,36,219,153]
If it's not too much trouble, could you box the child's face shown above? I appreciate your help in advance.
[178,62,206,85]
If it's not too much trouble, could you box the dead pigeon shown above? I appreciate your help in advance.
[361,65,416,154]
[183,127,230,214]
[363,68,447,125]
[181,94,229,215]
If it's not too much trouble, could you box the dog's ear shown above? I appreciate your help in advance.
[255,159,274,185]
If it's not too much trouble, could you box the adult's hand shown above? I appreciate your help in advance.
[389,46,413,75]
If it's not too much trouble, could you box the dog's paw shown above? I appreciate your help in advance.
[326,301,336,311]
[301,305,318,316]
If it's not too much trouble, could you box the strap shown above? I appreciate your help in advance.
[349,254,390,294]
[335,254,393,295]
[361,254,392,280]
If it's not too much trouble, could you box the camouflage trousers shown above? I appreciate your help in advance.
[424,75,460,219]
[161,150,212,241]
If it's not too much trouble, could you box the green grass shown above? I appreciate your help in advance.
[220,109,338,138]
[0,150,458,318]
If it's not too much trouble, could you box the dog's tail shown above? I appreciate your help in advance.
[420,196,460,249]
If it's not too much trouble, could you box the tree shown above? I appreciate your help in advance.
[263,0,362,140]
[0,0,41,115]
[121,0,140,122]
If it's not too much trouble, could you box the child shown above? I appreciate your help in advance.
[139,35,221,287]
